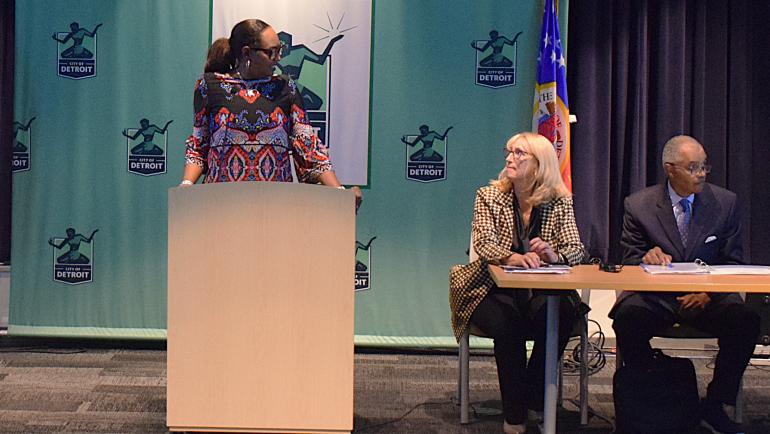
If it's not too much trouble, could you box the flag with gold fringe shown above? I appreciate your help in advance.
[533,0,571,191]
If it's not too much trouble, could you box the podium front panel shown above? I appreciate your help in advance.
[168,182,355,433]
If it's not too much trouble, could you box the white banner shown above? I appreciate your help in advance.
[212,0,372,185]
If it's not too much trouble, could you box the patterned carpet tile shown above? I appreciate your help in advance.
[92,385,164,395]
[0,348,764,433]
[95,376,166,387]
[0,367,98,381]
[0,389,87,412]
[2,353,113,369]
[0,399,80,413]
[109,351,166,363]
[86,392,166,413]
[0,410,168,434]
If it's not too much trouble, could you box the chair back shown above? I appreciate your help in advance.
[469,233,479,263]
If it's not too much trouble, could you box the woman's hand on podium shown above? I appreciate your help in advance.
[350,186,362,213]
[320,170,362,213]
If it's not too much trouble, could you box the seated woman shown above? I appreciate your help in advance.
[450,132,585,434]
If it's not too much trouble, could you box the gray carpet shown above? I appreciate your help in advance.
[0,341,768,433]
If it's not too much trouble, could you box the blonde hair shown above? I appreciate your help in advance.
[490,132,571,206]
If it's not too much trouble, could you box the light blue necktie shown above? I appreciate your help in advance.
[677,198,691,248]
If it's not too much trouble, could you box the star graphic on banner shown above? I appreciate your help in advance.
[551,49,557,64]
[313,11,357,43]
[558,51,566,68]
[543,34,551,50]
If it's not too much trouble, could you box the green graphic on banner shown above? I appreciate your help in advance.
[277,30,343,147]
[214,1,371,184]
[12,117,34,172]
[472,30,521,88]
[53,22,101,79]
[401,125,452,182]
[49,228,98,285]
[355,237,376,291]
[124,119,171,176]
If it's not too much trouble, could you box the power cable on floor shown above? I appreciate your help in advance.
[0,347,86,354]
[352,400,452,432]
[563,319,607,376]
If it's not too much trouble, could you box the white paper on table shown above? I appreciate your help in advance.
[640,263,709,274]
[707,265,770,275]
[501,265,572,274]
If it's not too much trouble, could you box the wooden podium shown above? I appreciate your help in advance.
[167,182,356,433]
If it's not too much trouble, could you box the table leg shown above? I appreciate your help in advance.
[543,295,560,434]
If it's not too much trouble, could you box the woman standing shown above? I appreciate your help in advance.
[450,132,584,434]
[181,19,361,209]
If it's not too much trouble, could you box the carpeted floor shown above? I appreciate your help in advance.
[0,339,768,433]
[352,348,770,434]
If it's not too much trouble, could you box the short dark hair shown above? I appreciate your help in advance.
[662,135,701,168]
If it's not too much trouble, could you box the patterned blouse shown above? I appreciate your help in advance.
[449,185,584,341]
[185,72,333,183]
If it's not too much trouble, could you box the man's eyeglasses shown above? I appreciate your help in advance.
[503,148,530,160]
[250,42,286,60]
[666,162,712,175]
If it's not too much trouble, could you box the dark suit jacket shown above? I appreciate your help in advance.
[612,182,743,312]
[620,182,742,265]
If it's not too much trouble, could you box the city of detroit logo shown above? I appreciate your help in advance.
[471,30,522,88]
[276,31,341,148]
[49,228,98,285]
[401,125,453,182]
[12,117,35,173]
[53,22,101,80]
[123,119,171,176]
[355,237,376,291]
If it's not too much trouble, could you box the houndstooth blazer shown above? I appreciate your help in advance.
[449,185,584,341]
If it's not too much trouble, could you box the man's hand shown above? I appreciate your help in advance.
[642,246,673,265]
[677,293,711,310]
[529,237,559,263]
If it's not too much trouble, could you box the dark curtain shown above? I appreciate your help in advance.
[0,0,14,263]
[568,0,770,265]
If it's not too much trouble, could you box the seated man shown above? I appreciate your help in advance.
[610,135,760,434]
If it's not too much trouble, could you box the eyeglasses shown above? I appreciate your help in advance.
[666,162,712,175]
[250,42,286,60]
[503,148,530,160]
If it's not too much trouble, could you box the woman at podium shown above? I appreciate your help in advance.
[179,19,361,209]
[449,132,584,434]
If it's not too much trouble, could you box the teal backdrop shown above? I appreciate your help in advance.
[11,0,569,345]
